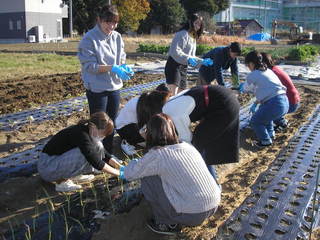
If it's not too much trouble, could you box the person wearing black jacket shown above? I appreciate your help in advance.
[37,112,121,192]
[198,42,241,88]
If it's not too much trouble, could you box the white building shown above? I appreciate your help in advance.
[214,0,320,32]
[0,0,68,43]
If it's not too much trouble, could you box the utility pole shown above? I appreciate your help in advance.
[69,0,73,37]
[264,0,267,31]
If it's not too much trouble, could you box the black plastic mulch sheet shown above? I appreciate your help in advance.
[216,105,320,240]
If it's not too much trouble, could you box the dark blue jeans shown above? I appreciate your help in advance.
[86,89,120,153]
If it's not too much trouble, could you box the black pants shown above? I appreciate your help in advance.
[116,123,145,145]
[165,56,187,89]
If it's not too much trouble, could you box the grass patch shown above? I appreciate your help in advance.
[0,53,80,80]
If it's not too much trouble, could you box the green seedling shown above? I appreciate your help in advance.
[90,183,98,209]
[24,222,32,240]
[62,207,73,240]
[46,204,53,240]
[8,220,16,240]
[64,193,72,214]
[69,217,86,233]
[42,187,55,212]
[105,177,115,214]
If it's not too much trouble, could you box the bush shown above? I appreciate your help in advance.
[241,47,255,57]
[137,43,169,54]
[137,43,213,56]
[196,44,212,56]
[287,45,320,61]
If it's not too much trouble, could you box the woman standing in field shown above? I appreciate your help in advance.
[165,13,213,96]
[37,112,122,192]
[242,51,289,147]
[261,52,300,130]
[105,113,221,236]
[78,4,133,153]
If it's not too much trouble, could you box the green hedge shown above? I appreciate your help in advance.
[137,43,213,56]
[137,43,320,62]
[137,43,169,54]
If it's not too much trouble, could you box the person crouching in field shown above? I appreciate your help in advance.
[37,112,122,192]
[115,84,171,156]
[261,52,300,131]
[104,113,221,236]
[242,51,289,147]
[198,42,242,88]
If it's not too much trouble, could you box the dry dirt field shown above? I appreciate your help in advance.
[0,56,320,239]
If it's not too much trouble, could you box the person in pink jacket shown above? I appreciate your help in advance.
[261,52,300,130]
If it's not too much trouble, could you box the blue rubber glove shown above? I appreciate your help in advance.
[250,103,258,114]
[188,57,198,67]
[119,166,126,180]
[120,64,134,76]
[238,82,245,93]
[202,58,214,66]
[111,65,131,81]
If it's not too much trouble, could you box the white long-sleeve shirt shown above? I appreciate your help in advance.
[124,142,221,214]
[163,95,195,143]
[115,96,139,129]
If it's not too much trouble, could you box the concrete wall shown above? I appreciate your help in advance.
[25,0,64,14]
[25,12,63,41]
[0,12,26,39]
[0,0,25,13]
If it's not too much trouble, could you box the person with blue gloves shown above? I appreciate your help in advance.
[165,13,213,96]
[78,4,133,153]
[102,113,221,235]
[241,51,289,148]
[198,42,241,88]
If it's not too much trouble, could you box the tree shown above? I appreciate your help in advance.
[139,0,186,34]
[62,0,150,35]
[113,0,150,33]
[180,0,229,16]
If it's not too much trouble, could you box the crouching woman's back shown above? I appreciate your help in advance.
[122,113,221,235]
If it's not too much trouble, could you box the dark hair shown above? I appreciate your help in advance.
[181,13,204,39]
[230,42,241,55]
[146,113,179,149]
[137,91,171,129]
[155,83,170,93]
[245,50,267,71]
[97,4,119,23]
[261,52,275,69]
[78,112,114,137]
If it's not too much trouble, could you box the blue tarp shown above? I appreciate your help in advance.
[247,32,271,41]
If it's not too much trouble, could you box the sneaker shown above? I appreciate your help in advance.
[71,174,95,183]
[146,219,181,236]
[121,140,137,155]
[253,141,272,148]
[55,179,82,192]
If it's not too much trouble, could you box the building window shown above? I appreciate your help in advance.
[9,20,13,30]
[17,20,21,30]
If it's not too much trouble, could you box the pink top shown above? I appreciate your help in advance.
[272,66,300,104]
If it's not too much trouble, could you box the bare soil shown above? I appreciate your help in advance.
[0,65,319,239]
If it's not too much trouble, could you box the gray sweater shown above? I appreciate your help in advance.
[124,142,221,214]
[244,69,287,103]
[168,30,197,65]
[78,25,126,92]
